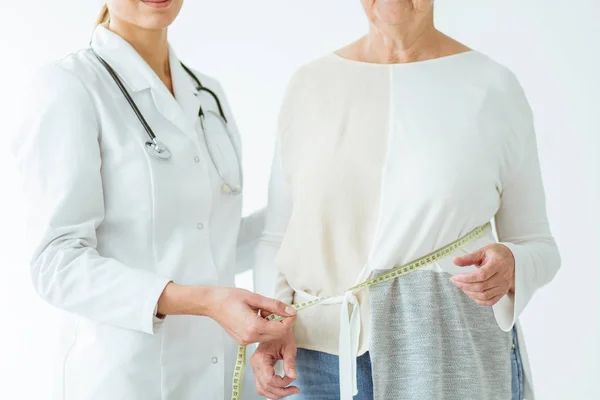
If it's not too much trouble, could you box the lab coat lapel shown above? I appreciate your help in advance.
[91,25,161,93]
[169,47,203,135]
[91,25,199,142]
[144,47,201,142]
[146,47,200,142]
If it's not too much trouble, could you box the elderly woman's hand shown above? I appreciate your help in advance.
[250,330,300,399]
[450,244,516,306]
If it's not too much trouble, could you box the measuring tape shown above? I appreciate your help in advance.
[230,222,491,400]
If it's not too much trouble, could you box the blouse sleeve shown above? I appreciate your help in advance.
[252,71,305,301]
[492,72,561,331]
[253,139,294,303]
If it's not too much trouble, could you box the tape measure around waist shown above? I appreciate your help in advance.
[230,222,491,400]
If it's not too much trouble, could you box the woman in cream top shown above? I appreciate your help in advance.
[250,1,560,400]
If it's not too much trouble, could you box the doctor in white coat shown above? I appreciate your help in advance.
[12,1,295,399]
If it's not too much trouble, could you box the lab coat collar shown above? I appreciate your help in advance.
[170,52,201,130]
[91,25,201,138]
[91,25,162,93]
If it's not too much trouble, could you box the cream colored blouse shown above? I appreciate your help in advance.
[257,50,560,375]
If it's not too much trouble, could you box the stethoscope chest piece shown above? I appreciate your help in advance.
[145,140,172,160]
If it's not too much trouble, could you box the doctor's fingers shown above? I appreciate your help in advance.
[256,316,296,342]
[233,315,294,345]
[246,294,297,318]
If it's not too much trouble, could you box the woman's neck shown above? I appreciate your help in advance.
[108,18,173,94]
[346,13,470,65]
[363,21,441,64]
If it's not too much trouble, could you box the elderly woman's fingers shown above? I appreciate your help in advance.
[450,262,498,284]
[451,272,502,292]
[470,293,505,307]
[452,248,487,268]
[255,370,299,399]
[264,384,300,399]
[265,372,296,388]
[462,285,506,302]
[251,335,299,400]
[251,344,278,394]
[254,375,270,398]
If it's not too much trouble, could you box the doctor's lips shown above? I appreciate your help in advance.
[141,0,173,9]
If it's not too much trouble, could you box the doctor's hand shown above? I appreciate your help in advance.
[251,330,300,399]
[450,244,516,306]
[157,284,296,345]
[203,287,296,346]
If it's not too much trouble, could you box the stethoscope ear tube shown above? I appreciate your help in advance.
[180,62,228,123]
[199,109,243,196]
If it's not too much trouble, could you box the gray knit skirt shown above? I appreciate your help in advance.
[369,269,512,400]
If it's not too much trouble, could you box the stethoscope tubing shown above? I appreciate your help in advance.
[199,108,243,193]
[90,48,242,193]
[179,62,228,123]
[91,50,159,143]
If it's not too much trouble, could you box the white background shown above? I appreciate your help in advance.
[0,1,598,399]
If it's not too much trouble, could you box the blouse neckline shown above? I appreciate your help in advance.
[329,49,478,68]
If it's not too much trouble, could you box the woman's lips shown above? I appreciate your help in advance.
[141,0,172,9]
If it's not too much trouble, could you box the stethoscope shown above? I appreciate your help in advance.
[90,48,243,195]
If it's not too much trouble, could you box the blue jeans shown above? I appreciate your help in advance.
[289,348,374,400]
[511,327,525,400]
[291,327,524,400]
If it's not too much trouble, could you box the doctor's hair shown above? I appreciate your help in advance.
[96,4,110,26]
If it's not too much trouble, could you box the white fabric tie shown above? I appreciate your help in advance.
[338,290,361,400]
[288,285,363,399]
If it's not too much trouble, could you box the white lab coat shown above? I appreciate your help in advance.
[12,26,260,400]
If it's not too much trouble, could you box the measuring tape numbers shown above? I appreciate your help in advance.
[230,222,491,400]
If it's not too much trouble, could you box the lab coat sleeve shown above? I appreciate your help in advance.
[12,64,171,335]
[492,72,561,331]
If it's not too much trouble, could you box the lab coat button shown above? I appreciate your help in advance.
[197,223,204,230]
[194,156,200,163]
[212,357,218,364]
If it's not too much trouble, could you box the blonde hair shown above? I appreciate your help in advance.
[96,4,110,26]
